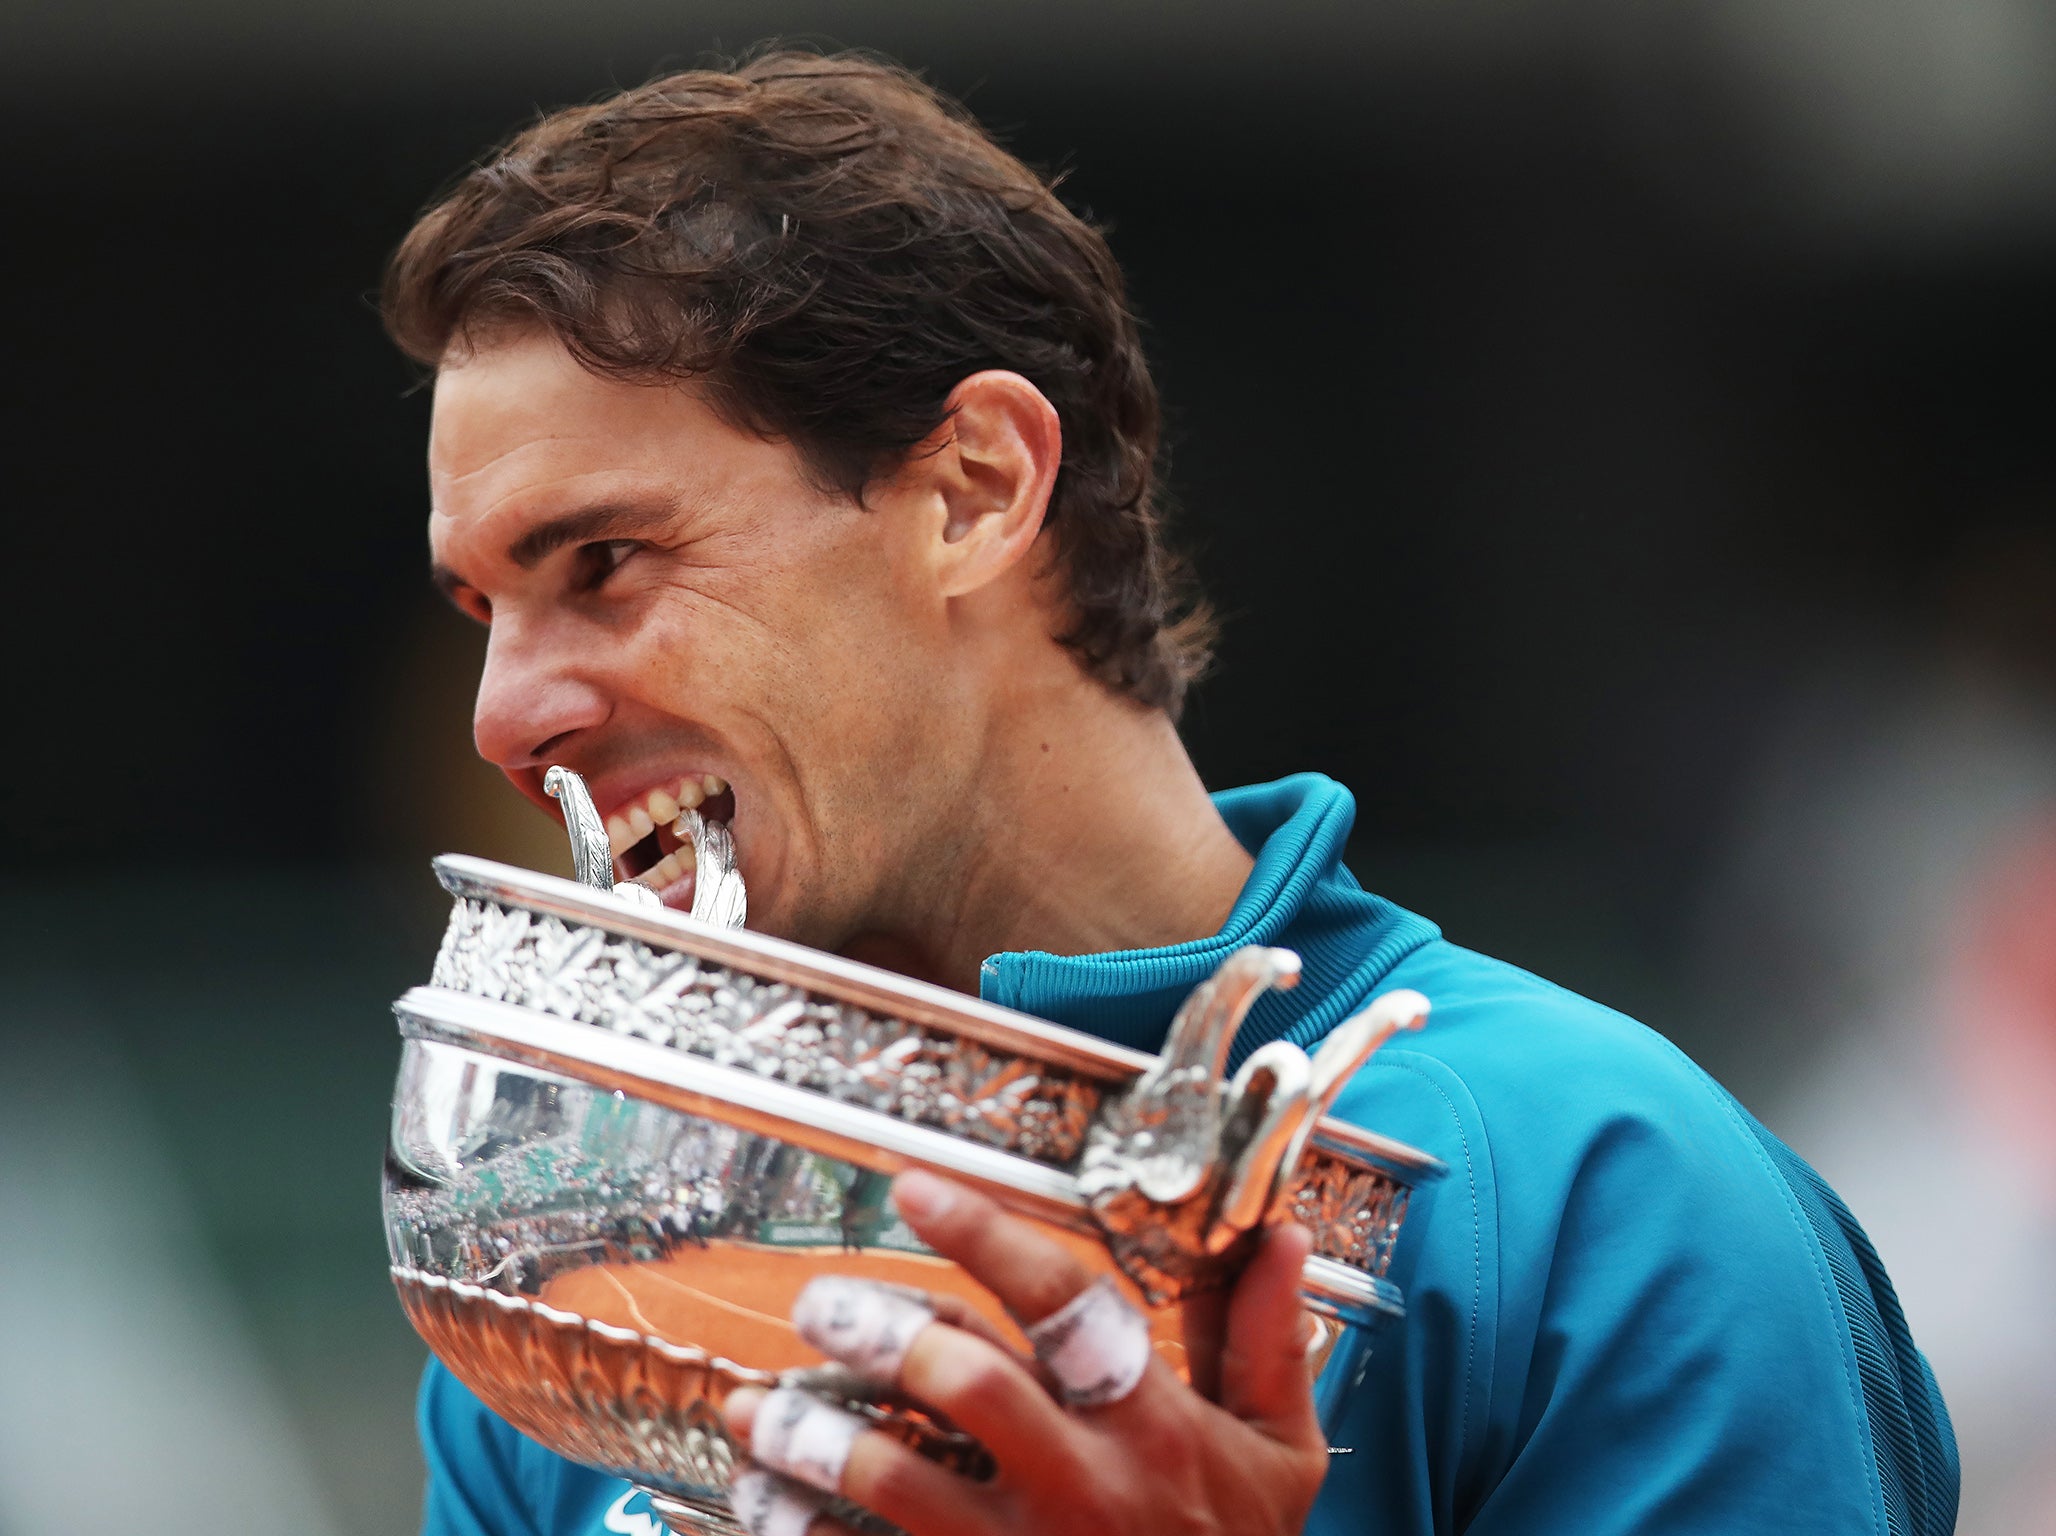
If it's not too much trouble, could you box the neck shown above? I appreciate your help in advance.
[845,675,1256,995]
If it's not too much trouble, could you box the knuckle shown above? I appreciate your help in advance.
[937,1348,1017,1419]
[904,1326,1031,1425]
[849,1436,919,1513]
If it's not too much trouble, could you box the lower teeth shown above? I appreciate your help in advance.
[639,848,696,889]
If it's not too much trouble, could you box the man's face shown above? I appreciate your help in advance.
[426,330,974,951]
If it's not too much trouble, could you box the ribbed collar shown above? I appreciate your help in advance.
[978,773,1440,1070]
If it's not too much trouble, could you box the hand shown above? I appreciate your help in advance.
[720,1168,1329,1536]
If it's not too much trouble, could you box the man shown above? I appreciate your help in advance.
[385,49,1957,1536]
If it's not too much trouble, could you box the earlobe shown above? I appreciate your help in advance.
[928,370,1062,599]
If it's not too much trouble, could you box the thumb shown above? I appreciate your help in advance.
[1217,1220,1324,1443]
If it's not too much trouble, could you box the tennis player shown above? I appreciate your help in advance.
[384,49,1957,1536]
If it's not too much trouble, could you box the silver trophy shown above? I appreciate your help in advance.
[383,769,1442,1534]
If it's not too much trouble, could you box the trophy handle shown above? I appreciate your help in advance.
[1077,946,1301,1209]
[677,807,747,929]
[542,765,617,892]
[1076,954,1429,1304]
[544,766,744,925]
[1209,1039,1315,1248]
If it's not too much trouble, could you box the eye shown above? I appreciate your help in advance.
[573,539,642,591]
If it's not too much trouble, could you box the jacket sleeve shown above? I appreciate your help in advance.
[1317,1002,1907,1536]
[418,1359,543,1536]
[1453,1080,1891,1536]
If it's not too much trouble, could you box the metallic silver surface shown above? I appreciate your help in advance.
[543,766,617,893]
[1070,943,1433,1302]
[545,766,742,917]
[1080,947,1302,1206]
[386,850,1442,1530]
[396,984,1401,1327]
[1286,1154,1418,1282]
[426,894,1105,1167]
[646,1489,746,1536]
[417,873,1438,1282]
[678,807,748,930]
[1275,988,1432,1211]
[394,990,1087,1224]
[613,879,665,910]
[434,855,1163,1084]
[1210,1039,1315,1247]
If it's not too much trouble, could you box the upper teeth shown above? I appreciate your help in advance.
[606,775,728,857]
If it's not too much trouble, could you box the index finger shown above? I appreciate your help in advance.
[887,1170,1118,1327]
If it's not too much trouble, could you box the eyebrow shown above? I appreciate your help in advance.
[430,500,681,598]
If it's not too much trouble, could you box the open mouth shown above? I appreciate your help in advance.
[604,774,737,904]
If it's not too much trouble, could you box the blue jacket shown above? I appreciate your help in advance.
[419,774,1957,1535]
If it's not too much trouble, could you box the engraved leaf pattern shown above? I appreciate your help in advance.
[431,898,1103,1166]
[1285,1158,1410,1279]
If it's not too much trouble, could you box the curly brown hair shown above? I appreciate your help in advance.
[383,49,1214,715]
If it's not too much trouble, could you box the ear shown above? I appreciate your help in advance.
[907,370,1062,599]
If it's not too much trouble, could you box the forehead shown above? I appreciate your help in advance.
[431,333,682,499]
[427,331,764,559]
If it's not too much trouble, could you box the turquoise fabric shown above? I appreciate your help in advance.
[418,773,1957,1536]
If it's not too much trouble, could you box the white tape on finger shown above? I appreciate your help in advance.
[1024,1276,1152,1409]
[749,1387,866,1496]
[730,1467,830,1536]
[792,1276,936,1382]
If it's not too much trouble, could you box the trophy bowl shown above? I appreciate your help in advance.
[384,776,1442,1535]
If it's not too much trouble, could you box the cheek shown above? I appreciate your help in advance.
[767,527,950,715]
[613,549,938,759]
[798,615,947,758]
[776,599,961,846]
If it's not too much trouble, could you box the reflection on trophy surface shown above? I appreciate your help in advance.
[382,769,1440,1534]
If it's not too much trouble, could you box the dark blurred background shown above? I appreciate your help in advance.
[5,2,2054,1532]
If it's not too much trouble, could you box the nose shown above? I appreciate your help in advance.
[471,614,611,772]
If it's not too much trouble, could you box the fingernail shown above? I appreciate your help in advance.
[890,1169,957,1222]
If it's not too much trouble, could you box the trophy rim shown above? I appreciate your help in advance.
[436,853,1154,1080]
[396,985,1405,1324]
[432,852,1446,1184]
